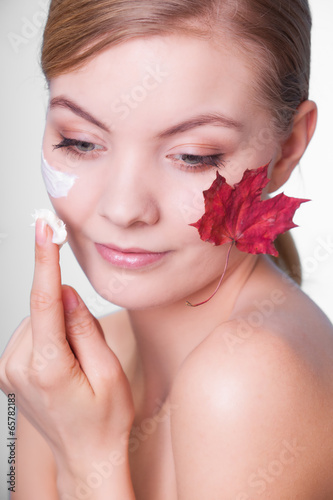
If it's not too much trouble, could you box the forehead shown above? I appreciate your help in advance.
[48,35,268,133]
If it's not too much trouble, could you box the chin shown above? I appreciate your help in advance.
[86,272,193,311]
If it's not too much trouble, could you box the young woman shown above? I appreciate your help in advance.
[1,0,333,498]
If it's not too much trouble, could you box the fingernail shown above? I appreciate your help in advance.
[63,287,80,313]
[36,219,47,246]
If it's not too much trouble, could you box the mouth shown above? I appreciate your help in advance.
[95,243,170,269]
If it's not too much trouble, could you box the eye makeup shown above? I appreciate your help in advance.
[168,153,226,172]
[53,136,104,160]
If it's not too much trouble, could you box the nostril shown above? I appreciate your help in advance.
[98,191,160,228]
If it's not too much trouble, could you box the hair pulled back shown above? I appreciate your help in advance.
[42,0,312,137]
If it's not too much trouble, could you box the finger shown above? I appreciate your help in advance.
[62,285,122,388]
[30,219,67,353]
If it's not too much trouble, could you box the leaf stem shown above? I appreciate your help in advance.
[186,240,235,308]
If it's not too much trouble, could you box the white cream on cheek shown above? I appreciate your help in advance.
[41,153,78,198]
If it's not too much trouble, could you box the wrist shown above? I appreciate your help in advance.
[55,441,134,499]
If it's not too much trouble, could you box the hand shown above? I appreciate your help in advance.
[0,219,134,473]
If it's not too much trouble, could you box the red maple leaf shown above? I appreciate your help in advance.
[187,163,309,306]
[191,163,309,256]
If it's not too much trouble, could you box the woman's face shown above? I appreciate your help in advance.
[42,35,280,309]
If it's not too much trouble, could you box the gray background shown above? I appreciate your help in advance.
[1,0,333,496]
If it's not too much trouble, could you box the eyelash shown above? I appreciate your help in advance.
[53,137,225,172]
[53,137,103,159]
[168,153,225,172]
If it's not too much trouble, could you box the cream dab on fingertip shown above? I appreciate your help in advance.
[31,209,68,245]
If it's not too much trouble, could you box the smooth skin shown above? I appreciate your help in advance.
[1,35,333,499]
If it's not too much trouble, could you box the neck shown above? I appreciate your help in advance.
[127,252,258,414]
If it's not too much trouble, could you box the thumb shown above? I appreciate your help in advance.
[62,285,121,387]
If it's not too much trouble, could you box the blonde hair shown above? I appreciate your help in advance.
[41,0,312,283]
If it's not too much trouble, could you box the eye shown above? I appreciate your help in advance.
[75,140,96,152]
[52,137,104,158]
[168,153,225,171]
[180,154,204,165]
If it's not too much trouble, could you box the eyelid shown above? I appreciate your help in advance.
[52,135,106,161]
[53,137,104,150]
[167,143,223,155]
[48,108,109,142]
[166,152,225,171]
[58,129,107,147]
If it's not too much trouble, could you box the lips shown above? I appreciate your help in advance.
[95,243,169,269]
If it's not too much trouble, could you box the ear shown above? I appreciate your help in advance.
[268,100,317,193]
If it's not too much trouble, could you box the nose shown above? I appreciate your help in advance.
[98,157,160,228]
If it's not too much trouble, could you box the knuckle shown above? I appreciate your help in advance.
[31,350,51,375]
[17,316,31,330]
[4,356,26,386]
[68,311,96,337]
[110,358,123,379]
[30,290,60,312]
[36,249,52,265]
[2,318,31,354]
[0,359,7,387]
[30,358,59,389]
[33,371,56,390]
[101,357,124,384]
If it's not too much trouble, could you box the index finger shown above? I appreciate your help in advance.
[30,218,66,351]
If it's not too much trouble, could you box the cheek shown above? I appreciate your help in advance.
[41,154,78,199]
[168,171,217,227]
[174,187,206,226]
[49,172,103,233]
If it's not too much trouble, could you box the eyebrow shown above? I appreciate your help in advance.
[49,96,111,133]
[49,96,243,138]
[155,113,243,139]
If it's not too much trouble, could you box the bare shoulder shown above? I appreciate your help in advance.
[170,263,333,499]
